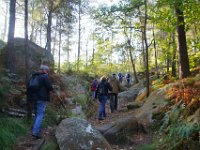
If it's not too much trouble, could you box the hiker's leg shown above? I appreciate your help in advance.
[110,94,114,113]
[32,100,46,136]
[98,96,107,119]
[92,91,95,100]
[114,94,118,110]
[103,96,107,117]
[33,101,38,123]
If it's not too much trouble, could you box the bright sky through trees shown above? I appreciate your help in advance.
[0,0,120,64]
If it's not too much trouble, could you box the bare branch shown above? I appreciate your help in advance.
[147,39,154,48]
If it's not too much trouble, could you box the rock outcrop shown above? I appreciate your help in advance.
[1,38,53,76]
[118,87,142,109]
[55,118,112,150]
[96,116,145,144]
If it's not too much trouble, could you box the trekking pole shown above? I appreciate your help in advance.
[54,92,68,110]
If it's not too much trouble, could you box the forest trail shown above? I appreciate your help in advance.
[14,97,152,150]
[87,99,152,150]
[14,127,58,150]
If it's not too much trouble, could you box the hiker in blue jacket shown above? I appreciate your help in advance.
[97,76,112,120]
[27,65,53,139]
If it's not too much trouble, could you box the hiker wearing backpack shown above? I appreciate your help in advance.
[108,74,121,113]
[97,76,112,120]
[90,79,98,101]
[125,73,131,85]
[27,65,53,139]
[118,72,123,83]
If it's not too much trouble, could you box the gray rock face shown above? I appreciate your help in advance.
[55,118,112,150]
[2,38,53,76]
[96,116,142,144]
[118,88,141,108]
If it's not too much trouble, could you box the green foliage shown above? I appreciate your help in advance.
[0,40,6,54]
[155,122,200,150]
[41,140,58,150]
[160,105,181,130]
[0,75,11,108]
[169,122,199,139]
[84,99,97,118]
[0,117,27,150]
[43,104,69,126]
[137,144,155,150]
[73,94,88,109]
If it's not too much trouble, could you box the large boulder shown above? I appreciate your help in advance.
[134,84,173,128]
[96,116,144,144]
[55,118,112,150]
[1,38,53,76]
[118,88,141,109]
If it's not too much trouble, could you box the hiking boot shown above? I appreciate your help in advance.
[32,134,41,139]
[98,118,104,120]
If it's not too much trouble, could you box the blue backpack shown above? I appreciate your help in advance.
[28,75,40,92]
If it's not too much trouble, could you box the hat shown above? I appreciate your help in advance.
[112,73,116,77]
[40,65,49,71]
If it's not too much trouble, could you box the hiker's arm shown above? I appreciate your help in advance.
[44,76,53,91]
[108,83,112,91]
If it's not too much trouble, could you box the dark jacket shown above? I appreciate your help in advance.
[27,72,53,102]
[97,80,112,96]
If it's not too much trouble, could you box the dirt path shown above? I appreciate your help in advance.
[87,100,152,150]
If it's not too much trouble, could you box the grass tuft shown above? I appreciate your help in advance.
[0,117,27,150]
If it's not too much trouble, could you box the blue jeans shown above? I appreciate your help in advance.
[92,91,96,100]
[98,95,107,118]
[32,100,47,136]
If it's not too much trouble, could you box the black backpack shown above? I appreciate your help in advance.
[28,75,40,92]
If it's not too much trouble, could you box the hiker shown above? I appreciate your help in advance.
[27,65,53,139]
[97,76,112,120]
[90,79,98,101]
[108,74,121,112]
[125,73,131,85]
[118,72,123,83]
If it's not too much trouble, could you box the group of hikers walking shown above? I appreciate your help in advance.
[27,65,132,138]
[90,73,131,120]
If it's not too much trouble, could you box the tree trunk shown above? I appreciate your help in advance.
[24,0,29,81]
[58,18,62,75]
[92,31,95,65]
[175,2,190,78]
[3,1,9,41]
[40,23,43,46]
[6,0,16,72]
[77,0,81,70]
[138,6,146,67]
[67,31,70,70]
[24,0,31,119]
[127,40,139,83]
[53,18,58,57]
[171,31,177,77]
[144,0,150,97]
[86,39,88,68]
[152,23,159,78]
[46,8,52,58]
[193,23,198,54]
[30,0,35,42]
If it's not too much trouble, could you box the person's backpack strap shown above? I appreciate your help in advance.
[28,74,41,92]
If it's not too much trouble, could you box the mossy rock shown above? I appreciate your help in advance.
[1,38,53,77]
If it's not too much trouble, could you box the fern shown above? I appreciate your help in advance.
[169,122,199,139]
[160,105,181,131]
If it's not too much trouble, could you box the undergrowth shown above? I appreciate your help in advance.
[41,140,58,150]
[0,75,11,108]
[0,116,27,150]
